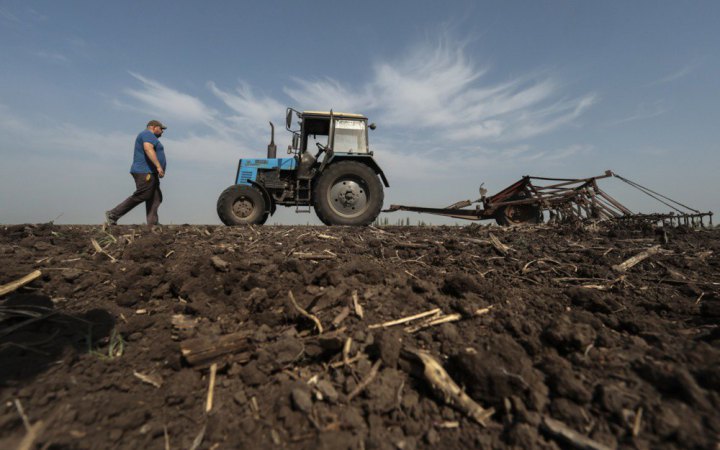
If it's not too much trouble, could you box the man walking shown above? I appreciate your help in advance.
[106,120,167,226]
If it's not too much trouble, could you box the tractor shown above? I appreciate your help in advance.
[217,108,389,226]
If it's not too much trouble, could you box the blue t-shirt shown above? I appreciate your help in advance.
[130,129,166,174]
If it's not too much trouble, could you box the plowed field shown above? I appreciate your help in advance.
[1,222,719,449]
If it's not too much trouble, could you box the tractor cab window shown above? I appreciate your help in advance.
[301,116,330,152]
[306,134,329,152]
[333,119,368,153]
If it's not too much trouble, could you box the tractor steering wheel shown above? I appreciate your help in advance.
[315,142,327,159]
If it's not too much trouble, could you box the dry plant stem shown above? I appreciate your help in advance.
[351,290,364,319]
[292,252,336,260]
[329,354,363,369]
[404,306,493,333]
[249,396,260,420]
[368,308,441,329]
[580,285,610,291]
[541,416,612,450]
[489,233,512,255]
[436,421,460,429]
[164,425,170,450]
[133,371,163,388]
[16,420,45,450]
[464,237,490,245]
[348,360,382,401]
[0,270,42,297]
[91,238,116,262]
[288,291,324,334]
[404,270,418,279]
[632,407,643,437]
[522,258,568,274]
[403,348,494,426]
[695,293,704,305]
[180,330,252,366]
[332,307,350,328]
[640,276,720,287]
[205,363,218,413]
[14,399,31,431]
[612,245,662,272]
[343,338,353,366]
[189,424,207,450]
[404,314,460,333]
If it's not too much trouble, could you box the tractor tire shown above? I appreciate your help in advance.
[217,185,269,225]
[313,161,384,226]
[494,203,542,226]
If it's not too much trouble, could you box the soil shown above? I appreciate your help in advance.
[1,221,719,449]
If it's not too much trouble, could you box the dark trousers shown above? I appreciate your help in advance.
[108,173,163,225]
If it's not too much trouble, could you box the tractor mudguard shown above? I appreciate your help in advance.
[248,181,275,215]
[327,155,389,187]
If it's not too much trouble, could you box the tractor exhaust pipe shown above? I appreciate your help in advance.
[267,122,277,158]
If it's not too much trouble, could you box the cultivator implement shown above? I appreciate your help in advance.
[384,170,713,227]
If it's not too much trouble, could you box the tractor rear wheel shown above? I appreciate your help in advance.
[217,185,269,225]
[313,161,383,226]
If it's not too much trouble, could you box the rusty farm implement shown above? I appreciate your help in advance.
[385,170,713,227]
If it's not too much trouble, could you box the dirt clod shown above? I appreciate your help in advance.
[291,387,313,413]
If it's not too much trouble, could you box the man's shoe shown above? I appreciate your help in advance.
[105,211,118,226]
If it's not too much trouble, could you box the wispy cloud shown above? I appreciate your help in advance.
[124,72,218,125]
[25,8,48,22]
[603,100,667,127]
[518,143,592,163]
[282,39,596,144]
[35,50,69,63]
[498,94,597,141]
[209,81,284,122]
[208,81,287,143]
[647,62,699,86]
[0,7,21,23]
[284,78,373,113]
[0,6,48,26]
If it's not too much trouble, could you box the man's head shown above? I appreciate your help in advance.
[146,120,167,137]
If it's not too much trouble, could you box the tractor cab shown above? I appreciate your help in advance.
[286,109,374,157]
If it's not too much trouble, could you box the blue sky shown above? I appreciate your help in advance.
[0,1,718,225]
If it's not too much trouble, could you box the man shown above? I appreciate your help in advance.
[105,120,167,225]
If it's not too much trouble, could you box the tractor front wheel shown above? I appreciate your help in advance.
[313,161,384,226]
[217,185,269,225]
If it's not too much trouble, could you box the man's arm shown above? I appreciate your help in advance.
[143,142,165,177]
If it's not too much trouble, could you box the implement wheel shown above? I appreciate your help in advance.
[313,161,384,226]
[217,185,269,225]
[495,203,542,226]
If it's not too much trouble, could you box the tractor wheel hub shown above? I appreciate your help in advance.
[232,198,254,218]
[330,180,367,216]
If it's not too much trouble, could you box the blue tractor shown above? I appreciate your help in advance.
[217,108,389,226]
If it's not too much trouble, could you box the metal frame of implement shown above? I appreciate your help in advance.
[385,170,713,227]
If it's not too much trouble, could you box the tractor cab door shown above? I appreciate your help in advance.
[300,112,331,155]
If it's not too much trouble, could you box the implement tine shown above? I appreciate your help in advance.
[595,189,633,215]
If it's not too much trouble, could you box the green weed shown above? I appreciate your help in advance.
[87,327,125,360]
